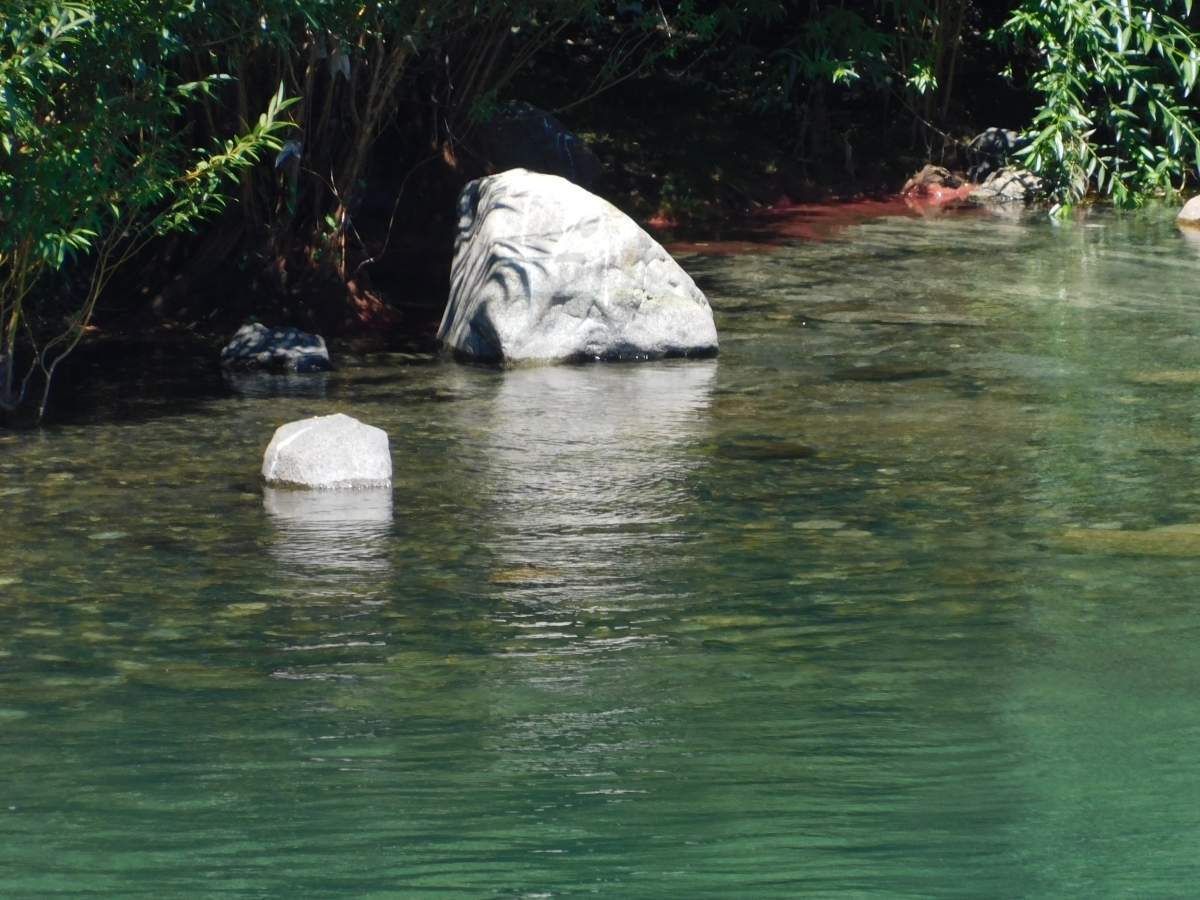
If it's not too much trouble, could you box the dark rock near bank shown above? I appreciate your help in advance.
[966,128,1026,182]
[478,101,605,187]
[220,323,332,373]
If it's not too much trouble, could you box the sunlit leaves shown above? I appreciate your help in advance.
[1001,0,1200,205]
[0,0,290,413]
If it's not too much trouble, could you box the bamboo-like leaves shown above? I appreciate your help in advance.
[1001,0,1200,206]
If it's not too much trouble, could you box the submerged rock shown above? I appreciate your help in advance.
[792,519,847,530]
[1179,227,1200,257]
[834,364,951,382]
[223,370,330,399]
[715,438,815,460]
[221,323,332,373]
[438,169,718,363]
[1126,369,1200,385]
[1177,195,1200,227]
[968,167,1042,204]
[1061,523,1200,557]
[809,309,985,327]
[478,101,605,187]
[264,485,393,573]
[261,413,391,489]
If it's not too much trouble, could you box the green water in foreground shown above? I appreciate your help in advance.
[5,207,1200,897]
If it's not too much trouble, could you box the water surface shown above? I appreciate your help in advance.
[4,207,1200,897]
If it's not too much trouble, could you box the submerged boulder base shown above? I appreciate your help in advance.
[262,413,391,489]
[221,323,331,373]
[438,169,718,363]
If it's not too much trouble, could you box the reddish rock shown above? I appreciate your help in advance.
[901,165,977,205]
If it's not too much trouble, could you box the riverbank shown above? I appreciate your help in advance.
[40,191,1020,428]
[82,57,996,362]
[51,189,1012,428]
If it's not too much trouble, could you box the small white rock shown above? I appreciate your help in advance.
[261,413,391,489]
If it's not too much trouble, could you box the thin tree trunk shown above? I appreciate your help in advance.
[938,0,966,122]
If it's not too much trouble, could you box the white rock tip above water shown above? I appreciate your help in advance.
[261,413,392,489]
[438,168,718,363]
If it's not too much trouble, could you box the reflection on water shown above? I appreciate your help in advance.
[224,370,331,398]
[6,208,1200,898]
[263,486,392,577]
[478,364,714,639]
[1178,225,1200,256]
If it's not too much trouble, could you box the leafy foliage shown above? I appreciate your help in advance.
[1000,0,1200,207]
[0,0,290,417]
[717,0,977,171]
[169,0,705,282]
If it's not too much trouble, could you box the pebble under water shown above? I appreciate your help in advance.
[4,206,1200,897]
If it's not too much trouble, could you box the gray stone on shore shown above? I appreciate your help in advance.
[221,323,332,372]
[437,169,718,364]
[261,413,391,489]
[901,164,964,195]
[968,167,1043,204]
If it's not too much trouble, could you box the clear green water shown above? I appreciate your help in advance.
[5,207,1200,898]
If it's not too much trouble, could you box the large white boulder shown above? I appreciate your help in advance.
[1178,195,1200,228]
[438,169,718,363]
[261,413,391,489]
